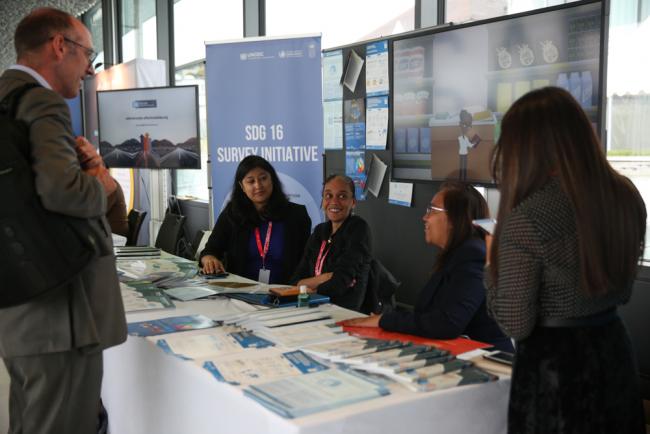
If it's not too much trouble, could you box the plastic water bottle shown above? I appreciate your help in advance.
[581,71,593,107]
[297,285,309,308]
[569,72,582,103]
[556,73,569,91]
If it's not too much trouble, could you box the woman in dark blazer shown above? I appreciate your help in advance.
[289,175,371,311]
[344,182,512,352]
[199,156,311,284]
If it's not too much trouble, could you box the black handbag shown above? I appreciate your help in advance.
[0,83,100,307]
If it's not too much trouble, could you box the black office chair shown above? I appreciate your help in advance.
[126,209,147,246]
[154,213,186,255]
[360,258,400,314]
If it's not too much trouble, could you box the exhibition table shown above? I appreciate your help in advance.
[102,298,509,434]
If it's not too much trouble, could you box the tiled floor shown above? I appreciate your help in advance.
[0,363,9,433]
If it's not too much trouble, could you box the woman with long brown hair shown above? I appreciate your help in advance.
[486,86,646,433]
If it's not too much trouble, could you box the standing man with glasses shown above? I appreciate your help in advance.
[0,8,126,434]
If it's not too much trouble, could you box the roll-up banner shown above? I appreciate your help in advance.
[205,35,323,228]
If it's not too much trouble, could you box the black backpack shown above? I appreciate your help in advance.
[0,83,100,308]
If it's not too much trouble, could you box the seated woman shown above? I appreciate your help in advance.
[199,156,311,284]
[289,175,371,311]
[344,182,513,352]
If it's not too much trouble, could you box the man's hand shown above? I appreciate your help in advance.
[75,136,103,169]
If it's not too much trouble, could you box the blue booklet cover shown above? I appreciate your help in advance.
[127,314,218,337]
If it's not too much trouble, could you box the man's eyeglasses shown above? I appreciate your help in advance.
[61,36,97,66]
[425,205,446,215]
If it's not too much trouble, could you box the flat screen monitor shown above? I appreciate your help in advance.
[97,85,201,169]
[391,0,603,184]
[65,90,84,138]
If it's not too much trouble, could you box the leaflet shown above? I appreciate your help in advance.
[200,348,329,386]
[322,50,343,101]
[244,369,389,418]
[120,281,175,312]
[127,314,218,337]
[365,40,389,97]
[154,328,273,359]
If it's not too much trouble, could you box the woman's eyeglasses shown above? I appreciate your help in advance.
[425,205,446,215]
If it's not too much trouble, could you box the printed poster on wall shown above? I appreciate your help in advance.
[205,36,324,228]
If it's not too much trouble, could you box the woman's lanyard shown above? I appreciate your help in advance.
[314,238,331,276]
[254,221,273,269]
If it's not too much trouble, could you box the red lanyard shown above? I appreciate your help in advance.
[254,222,273,269]
[314,239,331,276]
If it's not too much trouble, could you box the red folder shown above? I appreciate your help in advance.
[340,325,491,356]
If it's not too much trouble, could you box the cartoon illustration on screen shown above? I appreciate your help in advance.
[457,110,481,181]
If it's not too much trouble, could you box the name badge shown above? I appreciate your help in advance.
[258,268,271,284]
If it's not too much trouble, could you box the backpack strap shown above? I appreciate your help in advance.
[0,82,42,118]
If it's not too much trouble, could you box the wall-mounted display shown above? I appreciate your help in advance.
[97,85,201,169]
[391,0,604,184]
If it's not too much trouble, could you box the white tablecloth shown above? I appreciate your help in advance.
[102,299,509,434]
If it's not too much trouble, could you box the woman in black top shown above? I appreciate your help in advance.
[344,182,512,351]
[290,175,371,311]
[199,156,311,284]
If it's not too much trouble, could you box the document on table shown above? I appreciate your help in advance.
[120,282,175,312]
[199,348,329,386]
[244,369,390,418]
[127,314,218,337]
[164,286,218,301]
[153,328,273,359]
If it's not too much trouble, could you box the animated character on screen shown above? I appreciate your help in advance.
[457,109,480,181]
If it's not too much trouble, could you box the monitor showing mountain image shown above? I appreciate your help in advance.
[97,85,200,169]
[391,0,603,184]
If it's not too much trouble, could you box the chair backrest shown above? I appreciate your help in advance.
[360,258,400,314]
[126,209,147,246]
[155,213,186,255]
[192,230,212,260]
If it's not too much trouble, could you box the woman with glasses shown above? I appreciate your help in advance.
[289,174,372,310]
[199,155,311,284]
[344,182,512,351]
[486,87,646,433]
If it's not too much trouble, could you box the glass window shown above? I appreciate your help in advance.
[121,0,157,62]
[172,0,244,202]
[173,0,243,68]
[266,0,415,49]
[174,62,210,201]
[83,1,105,71]
[445,0,576,24]
[605,0,650,259]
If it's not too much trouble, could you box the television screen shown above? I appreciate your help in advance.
[97,85,201,169]
[65,91,84,138]
[392,1,603,184]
